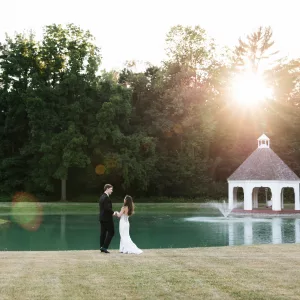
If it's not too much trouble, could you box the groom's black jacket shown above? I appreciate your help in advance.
[99,193,114,222]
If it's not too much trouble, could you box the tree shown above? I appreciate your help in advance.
[266,58,300,104]
[92,72,157,192]
[125,25,223,196]
[0,32,40,193]
[234,26,278,73]
[24,24,101,200]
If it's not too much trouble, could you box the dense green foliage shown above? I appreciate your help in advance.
[1,24,300,201]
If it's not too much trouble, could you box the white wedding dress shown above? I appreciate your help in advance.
[119,214,143,254]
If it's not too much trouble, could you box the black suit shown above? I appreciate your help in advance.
[99,193,115,249]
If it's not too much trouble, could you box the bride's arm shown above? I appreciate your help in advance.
[117,207,125,217]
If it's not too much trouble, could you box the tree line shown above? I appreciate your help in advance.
[1,24,300,201]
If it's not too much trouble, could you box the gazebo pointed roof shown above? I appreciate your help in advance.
[228,135,300,181]
[257,134,270,141]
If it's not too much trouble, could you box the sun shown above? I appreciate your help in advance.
[231,72,273,106]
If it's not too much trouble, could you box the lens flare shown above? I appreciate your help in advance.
[231,71,273,106]
[11,192,43,231]
[95,164,106,175]
[173,123,183,134]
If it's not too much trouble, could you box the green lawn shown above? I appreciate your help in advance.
[1,244,300,300]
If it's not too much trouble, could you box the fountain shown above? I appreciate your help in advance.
[200,200,242,218]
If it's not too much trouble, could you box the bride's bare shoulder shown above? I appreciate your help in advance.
[120,206,128,212]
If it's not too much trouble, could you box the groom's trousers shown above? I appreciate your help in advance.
[100,220,115,249]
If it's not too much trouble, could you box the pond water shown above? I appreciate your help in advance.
[1,213,300,250]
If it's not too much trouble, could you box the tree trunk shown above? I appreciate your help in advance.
[61,179,67,202]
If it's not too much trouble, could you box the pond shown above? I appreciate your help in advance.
[1,213,300,250]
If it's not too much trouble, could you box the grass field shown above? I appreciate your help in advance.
[1,244,300,300]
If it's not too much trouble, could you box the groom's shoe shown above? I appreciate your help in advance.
[100,248,110,254]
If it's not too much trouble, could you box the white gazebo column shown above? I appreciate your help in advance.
[244,185,253,211]
[272,185,281,211]
[281,188,284,209]
[294,184,300,211]
[228,182,234,209]
[272,218,282,244]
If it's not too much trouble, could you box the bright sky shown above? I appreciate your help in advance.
[1,0,299,70]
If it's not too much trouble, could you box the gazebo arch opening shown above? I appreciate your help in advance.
[231,187,244,207]
[263,187,273,207]
[251,187,272,209]
[236,187,244,200]
[254,187,273,208]
[281,187,295,209]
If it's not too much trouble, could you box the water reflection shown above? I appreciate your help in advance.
[1,213,300,250]
[186,216,300,246]
[296,219,300,242]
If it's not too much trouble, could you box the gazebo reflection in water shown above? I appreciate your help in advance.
[227,217,300,246]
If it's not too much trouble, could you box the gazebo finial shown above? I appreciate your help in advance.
[257,134,270,148]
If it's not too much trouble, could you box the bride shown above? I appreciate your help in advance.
[116,195,143,254]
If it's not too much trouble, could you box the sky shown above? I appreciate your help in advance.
[1,0,300,70]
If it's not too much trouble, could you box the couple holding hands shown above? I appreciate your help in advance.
[99,184,143,254]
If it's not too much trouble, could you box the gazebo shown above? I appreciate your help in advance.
[227,134,300,211]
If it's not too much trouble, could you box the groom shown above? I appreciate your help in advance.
[99,184,117,253]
